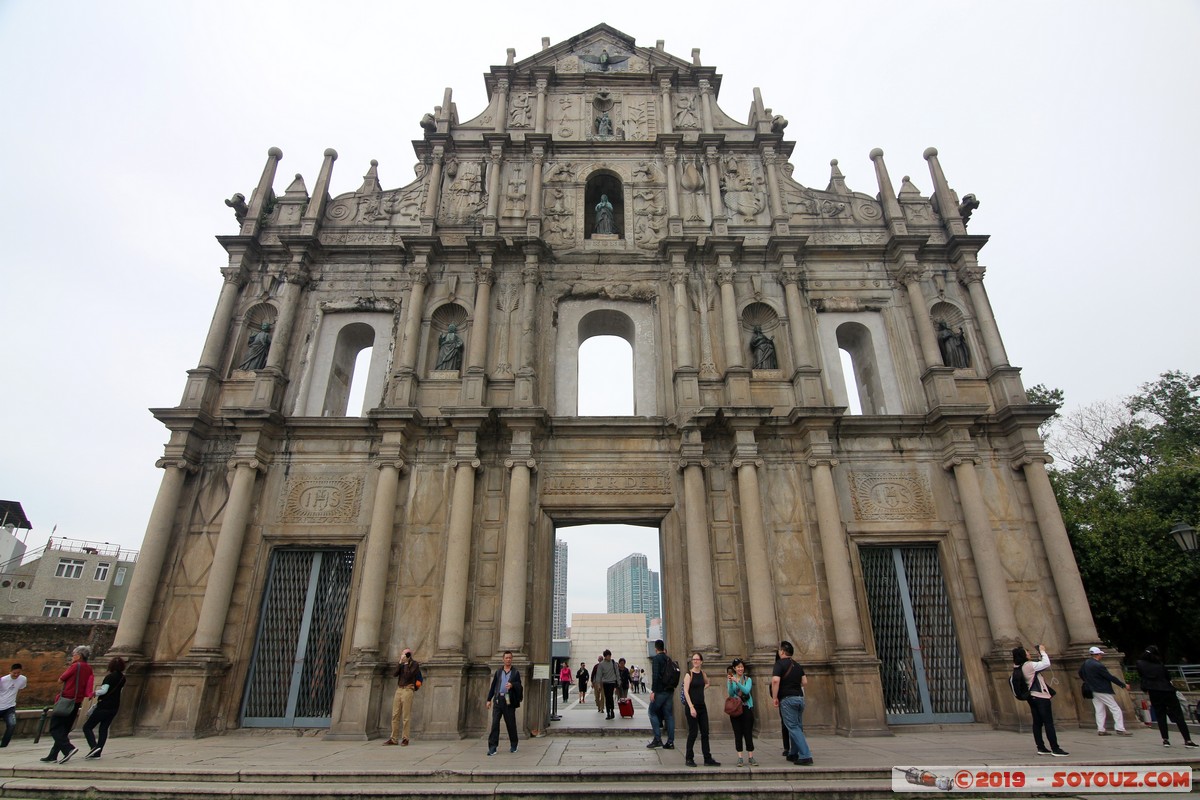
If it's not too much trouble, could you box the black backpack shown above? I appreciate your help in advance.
[662,656,681,691]
[1010,665,1031,701]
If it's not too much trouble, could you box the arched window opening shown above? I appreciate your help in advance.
[578,335,633,416]
[839,348,864,415]
[322,323,375,417]
[836,322,886,415]
[577,309,635,415]
[584,171,624,239]
[345,346,373,417]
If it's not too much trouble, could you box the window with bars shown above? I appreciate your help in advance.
[43,599,72,617]
[55,559,86,579]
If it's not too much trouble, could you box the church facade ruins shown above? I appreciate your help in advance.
[110,24,1102,739]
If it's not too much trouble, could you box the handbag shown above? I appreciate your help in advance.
[1081,682,1093,699]
[724,695,744,717]
[51,667,81,717]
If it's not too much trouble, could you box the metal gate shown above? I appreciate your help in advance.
[242,548,355,727]
[860,545,973,724]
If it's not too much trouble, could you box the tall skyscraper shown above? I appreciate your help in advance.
[552,539,568,639]
[606,553,661,634]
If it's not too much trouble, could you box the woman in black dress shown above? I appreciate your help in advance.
[83,657,127,759]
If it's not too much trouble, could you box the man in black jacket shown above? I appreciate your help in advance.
[646,639,676,749]
[485,651,523,755]
[1079,646,1131,736]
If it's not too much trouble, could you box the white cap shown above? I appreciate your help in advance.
[1088,646,1105,655]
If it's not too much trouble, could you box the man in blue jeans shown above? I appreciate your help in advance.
[645,639,676,749]
[0,664,27,748]
[772,641,813,765]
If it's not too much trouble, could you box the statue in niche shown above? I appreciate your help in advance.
[594,194,616,234]
[749,325,778,370]
[435,324,465,371]
[936,321,971,369]
[596,111,613,137]
[238,322,272,371]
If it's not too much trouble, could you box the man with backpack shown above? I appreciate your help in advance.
[1012,644,1069,757]
[646,639,677,749]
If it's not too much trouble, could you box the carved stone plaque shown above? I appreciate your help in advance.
[849,470,934,521]
[280,476,363,523]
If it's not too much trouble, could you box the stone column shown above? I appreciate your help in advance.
[698,79,715,134]
[779,262,813,369]
[436,449,481,654]
[191,456,264,654]
[1016,456,1100,646]
[732,433,777,653]
[898,262,943,369]
[528,149,544,219]
[493,79,509,134]
[498,453,536,653]
[398,261,430,371]
[663,144,680,219]
[659,78,673,134]
[111,459,192,654]
[422,147,444,219]
[467,257,495,371]
[716,261,742,370]
[264,267,307,371]
[485,146,503,219]
[534,78,547,134]
[946,455,1021,646]
[350,455,406,652]
[197,270,246,371]
[670,267,694,368]
[807,453,866,651]
[762,146,785,221]
[679,431,717,652]
[515,256,539,407]
[959,266,1009,368]
[705,148,724,222]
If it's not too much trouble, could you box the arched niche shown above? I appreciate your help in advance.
[584,170,624,238]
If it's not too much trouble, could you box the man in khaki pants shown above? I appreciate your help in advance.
[384,649,422,746]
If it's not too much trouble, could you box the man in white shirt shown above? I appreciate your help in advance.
[0,663,28,748]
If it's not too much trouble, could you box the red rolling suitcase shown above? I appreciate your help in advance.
[618,697,634,718]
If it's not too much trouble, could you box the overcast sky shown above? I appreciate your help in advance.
[2,3,1198,611]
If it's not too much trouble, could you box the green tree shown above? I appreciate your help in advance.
[1038,372,1200,662]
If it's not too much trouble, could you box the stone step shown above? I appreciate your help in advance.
[0,769,893,800]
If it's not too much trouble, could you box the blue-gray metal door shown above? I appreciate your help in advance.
[860,545,973,724]
[242,548,355,727]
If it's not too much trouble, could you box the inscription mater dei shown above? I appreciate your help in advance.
[543,469,670,494]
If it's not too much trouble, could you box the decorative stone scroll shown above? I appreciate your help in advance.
[849,470,935,521]
[542,468,671,496]
[279,475,363,523]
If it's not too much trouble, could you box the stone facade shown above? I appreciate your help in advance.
[110,25,1103,741]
